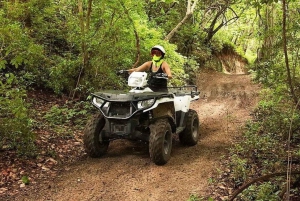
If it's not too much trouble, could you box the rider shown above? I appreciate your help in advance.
[128,45,172,91]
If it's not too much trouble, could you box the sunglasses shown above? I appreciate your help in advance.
[151,49,162,56]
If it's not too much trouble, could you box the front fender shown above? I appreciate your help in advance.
[151,102,176,133]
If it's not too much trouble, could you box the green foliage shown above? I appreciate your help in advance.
[1,0,256,95]
[42,100,91,138]
[44,101,91,127]
[229,91,294,177]
[0,73,36,157]
[254,89,300,139]
[21,176,30,185]
[187,194,201,201]
[240,182,281,201]
[226,87,300,199]
[46,55,81,94]
[187,194,214,201]
[229,154,249,182]
[2,0,290,97]
[44,105,69,125]
[251,1,300,102]
[182,56,200,85]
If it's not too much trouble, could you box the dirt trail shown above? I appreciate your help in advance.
[15,71,261,201]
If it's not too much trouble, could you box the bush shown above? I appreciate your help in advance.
[240,182,281,201]
[0,73,36,157]
[225,88,300,200]
[44,101,91,127]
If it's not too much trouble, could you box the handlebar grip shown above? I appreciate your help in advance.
[117,70,129,75]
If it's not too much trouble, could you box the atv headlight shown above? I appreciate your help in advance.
[138,99,155,109]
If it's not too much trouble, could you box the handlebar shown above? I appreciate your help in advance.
[116,70,129,75]
[117,70,168,81]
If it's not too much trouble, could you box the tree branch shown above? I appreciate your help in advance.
[229,171,300,201]
[164,0,198,41]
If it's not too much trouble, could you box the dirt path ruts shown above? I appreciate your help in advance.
[15,71,261,201]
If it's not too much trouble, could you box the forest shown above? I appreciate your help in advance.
[0,0,300,200]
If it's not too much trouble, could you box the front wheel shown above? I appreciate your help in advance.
[179,109,200,146]
[83,113,109,157]
[149,119,172,165]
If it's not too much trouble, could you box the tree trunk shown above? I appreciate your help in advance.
[164,0,198,41]
[204,5,238,44]
[72,0,93,99]
[229,171,300,201]
[164,14,192,41]
[282,0,299,108]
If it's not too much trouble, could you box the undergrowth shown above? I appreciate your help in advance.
[41,100,93,139]
[223,89,300,200]
[0,73,36,157]
[0,71,93,157]
[44,101,91,127]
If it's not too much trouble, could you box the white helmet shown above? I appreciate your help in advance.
[151,45,166,58]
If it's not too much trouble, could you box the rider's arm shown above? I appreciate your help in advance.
[128,61,151,74]
[162,62,172,79]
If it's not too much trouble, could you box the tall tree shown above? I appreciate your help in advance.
[203,1,239,44]
[282,0,298,108]
[73,0,93,99]
[164,0,199,41]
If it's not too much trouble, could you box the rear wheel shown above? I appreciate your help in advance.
[83,113,109,157]
[179,109,200,146]
[149,119,172,165]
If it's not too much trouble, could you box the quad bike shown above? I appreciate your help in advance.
[83,70,200,165]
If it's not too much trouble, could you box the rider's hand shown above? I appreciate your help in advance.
[117,70,128,75]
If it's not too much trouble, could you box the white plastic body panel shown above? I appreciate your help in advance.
[174,95,192,113]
